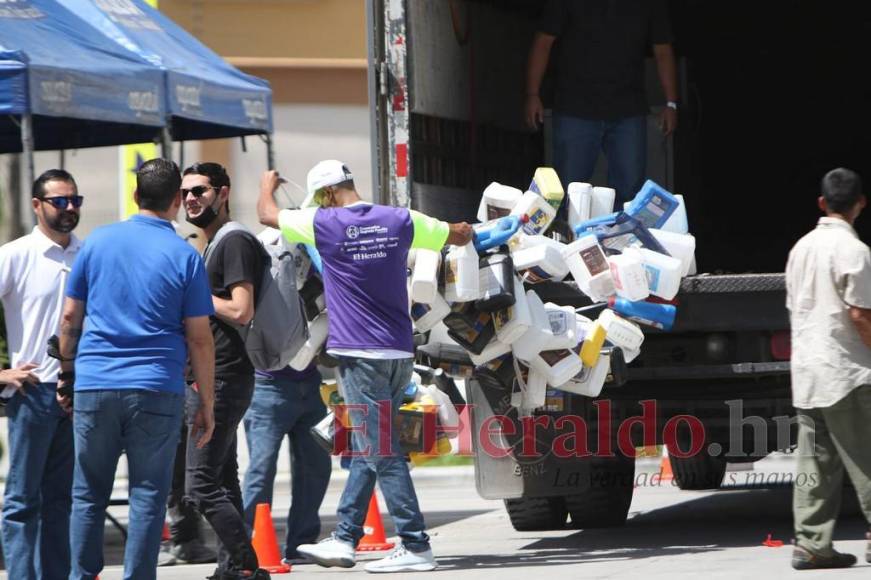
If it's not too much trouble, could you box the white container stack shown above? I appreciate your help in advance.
[408,172,698,413]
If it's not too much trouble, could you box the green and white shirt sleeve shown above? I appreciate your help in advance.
[278,208,318,246]
[410,210,450,251]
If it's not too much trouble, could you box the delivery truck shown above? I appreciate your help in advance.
[366,0,871,530]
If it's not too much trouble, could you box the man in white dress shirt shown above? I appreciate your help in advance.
[0,169,83,580]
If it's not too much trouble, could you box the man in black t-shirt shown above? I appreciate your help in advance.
[178,162,270,580]
[526,0,679,208]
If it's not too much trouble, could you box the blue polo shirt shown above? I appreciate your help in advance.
[66,214,214,394]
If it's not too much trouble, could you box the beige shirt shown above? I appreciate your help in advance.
[786,217,871,408]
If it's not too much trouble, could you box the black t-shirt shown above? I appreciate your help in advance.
[205,232,265,378]
[539,0,672,120]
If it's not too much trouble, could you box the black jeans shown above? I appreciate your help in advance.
[167,421,202,544]
[185,375,256,572]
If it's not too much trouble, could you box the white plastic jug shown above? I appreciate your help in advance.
[493,276,531,345]
[597,308,645,352]
[629,247,682,301]
[531,347,583,388]
[511,290,553,362]
[511,190,556,236]
[567,182,593,230]
[650,228,696,277]
[560,350,611,397]
[469,337,512,366]
[661,194,689,234]
[290,312,329,371]
[477,182,523,223]
[443,242,479,302]
[608,251,650,301]
[411,293,451,333]
[411,248,440,304]
[591,186,616,218]
[512,243,569,284]
[419,384,460,439]
[544,303,579,350]
[523,366,549,408]
[563,233,616,302]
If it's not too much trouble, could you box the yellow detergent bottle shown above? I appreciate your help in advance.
[529,167,565,210]
[580,321,607,367]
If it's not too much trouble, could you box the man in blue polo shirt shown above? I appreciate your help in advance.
[57,158,216,580]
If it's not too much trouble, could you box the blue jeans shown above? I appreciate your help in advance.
[69,389,183,580]
[552,113,648,210]
[334,357,430,552]
[242,371,331,558]
[1,382,73,580]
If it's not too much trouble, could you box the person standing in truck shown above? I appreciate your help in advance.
[785,167,871,570]
[257,161,472,573]
[525,0,679,209]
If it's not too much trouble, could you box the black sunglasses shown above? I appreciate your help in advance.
[38,195,83,210]
[181,185,217,197]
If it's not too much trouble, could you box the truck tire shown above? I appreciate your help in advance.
[504,497,568,531]
[667,447,727,490]
[565,457,635,528]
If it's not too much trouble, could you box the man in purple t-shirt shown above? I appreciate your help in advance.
[257,161,471,573]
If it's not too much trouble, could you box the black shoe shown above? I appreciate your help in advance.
[206,567,271,580]
[866,531,870,564]
[791,546,857,570]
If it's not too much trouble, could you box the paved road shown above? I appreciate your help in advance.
[19,455,867,580]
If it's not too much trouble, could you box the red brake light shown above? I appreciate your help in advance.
[770,331,791,361]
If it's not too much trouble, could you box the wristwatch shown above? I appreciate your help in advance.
[666,101,678,111]
[58,370,75,382]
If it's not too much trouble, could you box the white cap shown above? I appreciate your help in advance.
[306,160,354,196]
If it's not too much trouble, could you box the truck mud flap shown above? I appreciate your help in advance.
[468,358,591,500]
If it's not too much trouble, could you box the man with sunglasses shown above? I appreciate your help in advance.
[257,161,472,574]
[0,169,83,580]
[180,162,270,580]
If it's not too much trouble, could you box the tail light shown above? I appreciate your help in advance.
[770,331,791,361]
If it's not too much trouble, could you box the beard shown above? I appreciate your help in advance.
[48,211,79,234]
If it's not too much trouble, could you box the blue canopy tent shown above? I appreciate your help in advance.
[60,0,275,162]
[0,0,167,160]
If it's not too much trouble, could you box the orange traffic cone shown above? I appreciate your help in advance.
[660,446,674,482]
[252,503,291,574]
[357,493,395,552]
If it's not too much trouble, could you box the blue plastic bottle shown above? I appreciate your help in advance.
[608,296,677,331]
[304,243,324,274]
[473,215,528,252]
[625,180,679,230]
[573,212,620,237]
[593,214,671,255]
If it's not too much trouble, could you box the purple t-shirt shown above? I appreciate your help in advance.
[278,203,450,355]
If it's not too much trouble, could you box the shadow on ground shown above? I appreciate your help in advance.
[437,484,868,572]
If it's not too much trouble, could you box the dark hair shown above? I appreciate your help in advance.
[136,158,181,212]
[32,169,76,198]
[334,179,356,191]
[821,168,863,214]
[183,162,231,215]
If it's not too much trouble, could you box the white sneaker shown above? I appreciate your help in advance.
[296,535,356,568]
[365,545,437,573]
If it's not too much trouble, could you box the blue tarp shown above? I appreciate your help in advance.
[0,0,166,152]
[61,0,273,141]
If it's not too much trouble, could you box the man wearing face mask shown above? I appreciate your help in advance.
[257,161,473,574]
[0,169,82,580]
[181,162,270,580]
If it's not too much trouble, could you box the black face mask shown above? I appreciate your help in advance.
[48,210,79,234]
[185,197,220,228]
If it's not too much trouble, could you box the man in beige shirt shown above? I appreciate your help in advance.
[785,167,871,570]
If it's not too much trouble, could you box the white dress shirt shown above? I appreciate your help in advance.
[0,226,82,389]
[786,217,871,408]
